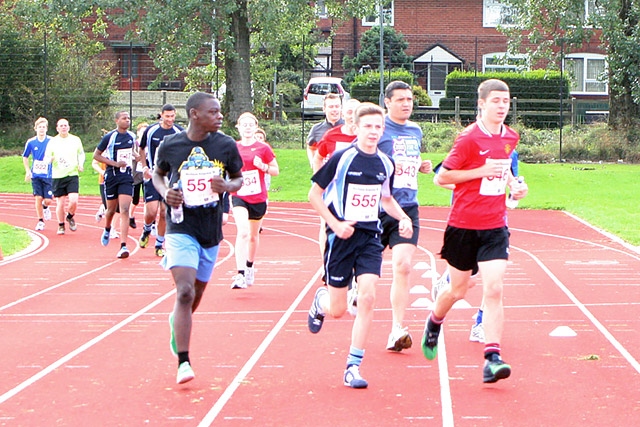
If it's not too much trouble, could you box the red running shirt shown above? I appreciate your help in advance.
[442,121,519,230]
[233,141,276,204]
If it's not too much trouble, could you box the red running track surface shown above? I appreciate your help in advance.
[1,193,639,426]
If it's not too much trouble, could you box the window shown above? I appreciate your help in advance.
[315,0,327,19]
[564,54,608,94]
[482,52,528,72]
[483,0,516,27]
[363,1,393,27]
[120,53,139,79]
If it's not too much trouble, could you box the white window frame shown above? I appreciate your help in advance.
[483,0,516,28]
[482,52,529,73]
[315,0,328,19]
[564,53,608,95]
[362,1,394,27]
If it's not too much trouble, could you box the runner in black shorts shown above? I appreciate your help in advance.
[306,103,413,389]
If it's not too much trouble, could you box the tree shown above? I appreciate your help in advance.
[501,0,640,129]
[1,0,114,133]
[97,0,375,123]
[342,26,414,76]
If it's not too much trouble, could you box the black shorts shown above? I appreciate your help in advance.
[440,225,510,273]
[132,182,143,205]
[52,175,79,197]
[144,179,162,203]
[380,204,420,248]
[324,228,383,289]
[231,197,267,220]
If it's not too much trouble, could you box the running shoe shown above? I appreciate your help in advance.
[66,215,77,231]
[347,280,358,316]
[483,354,511,383]
[155,247,165,257]
[110,229,120,239]
[432,270,450,300]
[469,323,485,343]
[230,274,247,289]
[176,361,195,384]
[168,312,177,357]
[245,266,255,286]
[101,229,110,247]
[116,246,130,259]
[343,365,368,389]
[139,230,151,248]
[386,324,413,352]
[129,217,137,229]
[57,224,65,235]
[35,220,45,231]
[43,206,52,221]
[95,205,105,222]
[421,320,440,360]
[307,287,327,333]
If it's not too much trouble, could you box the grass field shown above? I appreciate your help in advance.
[2,150,640,254]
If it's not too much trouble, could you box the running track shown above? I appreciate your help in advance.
[1,193,639,426]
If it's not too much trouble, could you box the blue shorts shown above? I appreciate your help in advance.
[440,225,510,273]
[324,228,383,288]
[32,177,53,199]
[104,175,133,200]
[161,233,220,282]
[144,179,162,202]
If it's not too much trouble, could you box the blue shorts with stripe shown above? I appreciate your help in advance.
[323,228,383,289]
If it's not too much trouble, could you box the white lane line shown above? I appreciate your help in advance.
[0,228,48,266]
[512,244,640,374]
[0,261,119,312]
[0,240,235,404]
[0,291,175,405]
[197,266,325,427]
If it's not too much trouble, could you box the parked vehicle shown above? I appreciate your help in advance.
[301,77,350,117]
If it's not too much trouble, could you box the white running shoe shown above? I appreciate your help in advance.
[343,365,368,389]
[245,266,255,286]
[95,205,105,222]
[35,221,45,231]
[110,229,120,239]
[176,361,195,384]
[346,283,358,317]
[231,274,247,289]
[43,206,52,221]
[469,323,485,343]
[432,270,451,300]
[386,324,413,352]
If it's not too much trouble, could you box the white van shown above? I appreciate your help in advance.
[301,77,350,117]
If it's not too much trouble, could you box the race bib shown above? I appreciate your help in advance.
[32,160,48,175]
[237,169,261,197]
[393,155,420,190]
[180,168,220,207]
[344,183,381,222]
[479,159,511,196]
[117,148,132,173]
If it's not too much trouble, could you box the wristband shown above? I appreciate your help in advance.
[263,164,269,173]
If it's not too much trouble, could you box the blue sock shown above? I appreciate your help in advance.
[346,346,365,367]
[476,309,483,325]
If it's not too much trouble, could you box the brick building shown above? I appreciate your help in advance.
[317,0,607,107]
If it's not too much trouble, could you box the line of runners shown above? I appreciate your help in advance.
[21,80,528,388]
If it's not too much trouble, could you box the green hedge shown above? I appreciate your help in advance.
[439,70,571,128]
